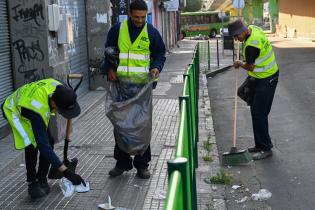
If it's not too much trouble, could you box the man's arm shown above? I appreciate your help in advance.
[234,46,260,71]
[21,108,63,169]
[103,24,120,81]
[148,25,166,75]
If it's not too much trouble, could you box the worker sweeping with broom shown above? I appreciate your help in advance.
[224,19,279,162]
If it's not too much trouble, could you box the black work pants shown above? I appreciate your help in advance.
[250,71,278,151]
[25,130,55,182]
[113,130,151,171]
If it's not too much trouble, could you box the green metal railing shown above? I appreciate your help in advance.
[164,43,200,210]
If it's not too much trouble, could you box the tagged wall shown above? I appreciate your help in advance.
[8,0,51,88]
[110,0,129,25]
[86,0,112,90]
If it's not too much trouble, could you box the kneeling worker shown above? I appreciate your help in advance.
[1,78,85,198]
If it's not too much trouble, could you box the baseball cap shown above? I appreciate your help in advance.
[228,19,248,37]
[52,85,81,119]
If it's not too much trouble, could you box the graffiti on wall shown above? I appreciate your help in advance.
[110,0,129,25]
[11,3,44,26]
[8,0,49,87]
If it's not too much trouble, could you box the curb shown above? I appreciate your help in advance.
[197,71,227,210]
[206,65,233,78]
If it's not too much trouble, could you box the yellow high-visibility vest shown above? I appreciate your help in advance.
[117,20,151,84]
[3,79,60,149]
[244,25,278,79]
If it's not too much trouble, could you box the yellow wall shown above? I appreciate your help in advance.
[278,0,315,39]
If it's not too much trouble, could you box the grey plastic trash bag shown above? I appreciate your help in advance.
[105,81,153,155]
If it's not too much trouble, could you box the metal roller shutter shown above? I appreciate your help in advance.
[0,0,14,128]
[59,0,89,97]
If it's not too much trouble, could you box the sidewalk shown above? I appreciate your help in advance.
[0,39,232,209]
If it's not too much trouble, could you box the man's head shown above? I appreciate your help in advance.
[228,19,249,42]
[50,85,81,119]
[129,0,148,28]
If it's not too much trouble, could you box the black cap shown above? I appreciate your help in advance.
[228,19,248,36]
[52,85,81,119]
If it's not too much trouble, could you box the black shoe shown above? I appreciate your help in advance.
[136,168,151,179]
[28,181,46,199]
[109,167,124,177]
[248,146,263,153]
[38,178,50,194]
[252,150,273,160]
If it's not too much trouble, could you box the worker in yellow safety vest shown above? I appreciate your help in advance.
[103,0,166,179]
[1,78,85,199]
[228,19,279,160]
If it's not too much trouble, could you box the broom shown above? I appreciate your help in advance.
[222,41,252,166]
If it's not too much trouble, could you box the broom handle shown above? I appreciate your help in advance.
[233,41,240,147]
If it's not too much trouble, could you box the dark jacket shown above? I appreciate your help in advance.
[103,19,166,73]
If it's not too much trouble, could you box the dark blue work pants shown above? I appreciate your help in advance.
[113,130,151,171]
[250,71,278,151]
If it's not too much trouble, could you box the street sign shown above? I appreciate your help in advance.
[218,11,226,19]
[232,0,245,9]
[164,0,179,12]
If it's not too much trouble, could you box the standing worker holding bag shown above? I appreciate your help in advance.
[1,78,86,199]
[103,0,166,179]
[228,19,279,160]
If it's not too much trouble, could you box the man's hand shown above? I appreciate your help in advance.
[233,60,242,69]
[107,68,118,81]
[150,68,159,79]
[63,169,86,186]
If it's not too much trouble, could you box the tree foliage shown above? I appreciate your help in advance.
[184,0,202,12]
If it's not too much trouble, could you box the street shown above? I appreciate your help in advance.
[207,37,315,210]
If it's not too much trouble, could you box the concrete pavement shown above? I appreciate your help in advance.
[0,39,233,210]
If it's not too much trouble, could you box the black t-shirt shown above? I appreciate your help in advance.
[245,46,260,64]
[244,33,260,65]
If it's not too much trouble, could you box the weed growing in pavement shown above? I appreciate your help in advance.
[202,155,213,162]
[204,169,232,185]
[204,204,216,210]
[203,141,212,152]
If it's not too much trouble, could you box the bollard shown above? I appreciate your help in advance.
[207,40,210,71]
[216,39,220,68]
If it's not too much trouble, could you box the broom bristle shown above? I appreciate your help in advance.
[222,149,252,166]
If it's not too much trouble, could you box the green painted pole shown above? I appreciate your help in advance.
[167,158,189,210]
[179,95,197,210]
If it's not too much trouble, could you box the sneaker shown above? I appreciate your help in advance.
[109,167,124,177]
[38,178,50,194]
[28,181,46,199]
[248,146,263,153]
[252,150,273,160]
[136,168,151,179]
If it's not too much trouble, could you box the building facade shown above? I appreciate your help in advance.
[278,0,315,40]
[0,0,181,139]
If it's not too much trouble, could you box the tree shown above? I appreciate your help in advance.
[184,0,202,12]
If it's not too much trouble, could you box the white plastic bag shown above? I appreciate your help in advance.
[59,178,90,197]
[251,189,272,201]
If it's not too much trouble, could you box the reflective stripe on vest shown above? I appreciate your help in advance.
[117,66,149,73]
[3,79,60,149]
[119,53,150,61]
[244,25,278,79]
[117,20,151,84]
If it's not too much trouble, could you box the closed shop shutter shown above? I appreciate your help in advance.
[0,0,14,128]
[60,0,89,96]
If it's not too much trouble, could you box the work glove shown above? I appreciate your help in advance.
[63,169,86,186]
